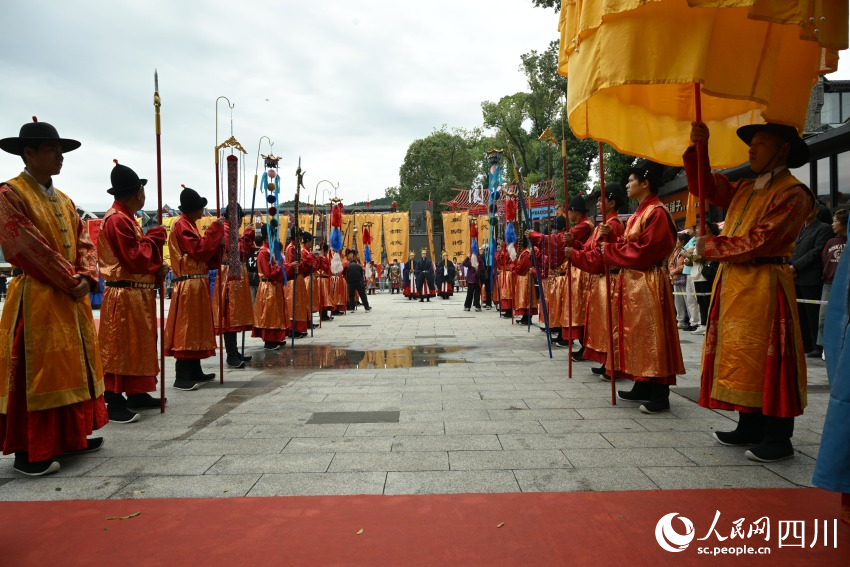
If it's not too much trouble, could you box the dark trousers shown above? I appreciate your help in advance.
[481,270,492,306]
[796,284,822,352]
[348,281,369,310]
[694,281,712,327]
[464,283,481,309]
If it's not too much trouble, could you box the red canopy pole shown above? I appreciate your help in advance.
[599,142,616,406]
[153,71,166,413]
[694,84,706,236]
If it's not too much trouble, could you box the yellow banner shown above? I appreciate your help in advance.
[442,211,469,263]
[383,212,409,264]
[475,215,491,248]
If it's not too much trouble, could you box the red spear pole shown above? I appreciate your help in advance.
[154,71,166,413]
[563,135,572,379]
[599,142,616,406]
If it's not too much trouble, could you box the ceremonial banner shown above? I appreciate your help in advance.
[298,213,313,236]
[475,215,490,249]
[383,212,409,264]
[442,211,469,263]
[340,214,356,252]
[86,219,103,248]
[358,213,384,265]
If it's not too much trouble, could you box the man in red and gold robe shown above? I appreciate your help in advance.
[570,184,627,379]
[285,232,314,337]
[687,122,813,463]
[253,225,297,349]
[495,240,514,317]
[560,197,595,356]
[213,206,254,369]
[568,164,684,414]
[511,237,538,325]
[97,162,168,423]
[313,244,334,321]
[0,118,106,476]
[163,187,224,390]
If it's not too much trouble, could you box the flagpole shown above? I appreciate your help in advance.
[215,96,233,381]
[599,142,616,406]
[562,120,573,379]
[153,70,166,413]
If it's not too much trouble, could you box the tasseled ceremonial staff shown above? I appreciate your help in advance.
[153,70,166,413]
[291,158,305,349]
[329,197,344,306]
[214,96,234,381]
[507,147,553,358]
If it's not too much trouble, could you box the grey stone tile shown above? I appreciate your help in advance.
[398,410,491,422]
[402,391,482,401]
[763,462,817,487]
[445,421,547,435]
[575,407,677,420]
[601,431,718,448]
[487,409,583,421]
[525,397,626,409]
[564,448,698,468]
[384,471,520,495]
[188,425,256,439]
[283,437,393,453]
[391,435,502,452]
[357,401,444,411]
[178,439,290,455]
[634,417,737,432]
[449,450,571,470]
[112,474,261,498]
[207,453,334,474]
[640,465,796,489]
[84,455,222,476]
[329,451,448,472]
[515,467,659,492]
[0,476,131,501]
[248,472,387,496]
[498,433,613,450]
[795,445,821,460]
[344,422,444,437]
[441,400,529,410]
[245,424,349,438]
[481,390,561,399]
[539,419,648,434]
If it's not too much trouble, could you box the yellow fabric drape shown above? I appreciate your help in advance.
[442,212,470,263]
[384,212,410,264]
[558,0,847,168]
[357,213,384,264]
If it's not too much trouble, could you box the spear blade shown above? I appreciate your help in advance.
[154,69,159,93]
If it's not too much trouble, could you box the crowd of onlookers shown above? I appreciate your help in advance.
[668,204,847,359]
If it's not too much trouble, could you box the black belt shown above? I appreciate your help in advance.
[104,280,156,289]
[260,277,282,283]
[12,268,23,277]
[173,274,209,283]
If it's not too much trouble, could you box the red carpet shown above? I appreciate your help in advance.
[0,488,847,565]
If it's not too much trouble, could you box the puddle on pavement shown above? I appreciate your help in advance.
[249,344,470,369]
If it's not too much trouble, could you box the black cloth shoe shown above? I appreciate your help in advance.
[294,332,308,339]
[13,453,60,476]
[126,393,165,410]
[554,338,571,348]
[617,380,652,403]
[264,342,282,350]
[419,298,424,302]
[806,348,823,359]
[173,379,199,391]
[226,355,246,369]
[571,346,585,362]
[591,365,606,375]
[501,311,513,318]
[426,298,430,302]
[517,317,530,325]
[364,306,372,312]
[745,417,794,462]
[191,360,215,382]
[105,391,140,423]
[639,383,670,414]
[713,412,764,446]
[63,437,105,455]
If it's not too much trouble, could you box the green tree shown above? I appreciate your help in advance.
[530,0,558,11]
[396,126,482,212]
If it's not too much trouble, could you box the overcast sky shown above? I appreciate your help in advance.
[0,0,558,212]
[1,2,847,213]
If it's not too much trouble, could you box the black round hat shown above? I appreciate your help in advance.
[108,161,147,196]
[178,187,208,213]
[626,161,665,190]
[300,231,314,243]
[568,195,588,213]
[736,123,809,169]
[553,216,567,230]
[0,116,81,156]
[590,183,627,208]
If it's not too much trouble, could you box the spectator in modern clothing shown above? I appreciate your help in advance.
[461,252,484,311]
[682,224,702,329]
[791,204,834,357]
[0,273,7,301]
[669,233,689,329]
[690,223,721,335]
[816,209,847,356]
[346,257,371,311]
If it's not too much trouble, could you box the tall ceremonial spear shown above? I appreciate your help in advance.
[507,145,553,359]
[153,70,166,413]
[598,143,617,405]
[291,158,305,349]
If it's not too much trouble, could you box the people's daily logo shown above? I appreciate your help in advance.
[655,513,696,553]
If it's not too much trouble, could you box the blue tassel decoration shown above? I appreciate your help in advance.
[330,227,343,252]
[364,245,372,263]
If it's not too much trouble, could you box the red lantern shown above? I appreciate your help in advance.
[366,201,371,208]
[391,201,397,211]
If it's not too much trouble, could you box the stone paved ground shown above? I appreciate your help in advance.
[0,289,829,500]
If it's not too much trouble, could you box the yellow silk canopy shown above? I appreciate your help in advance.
[558,0,848,168]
